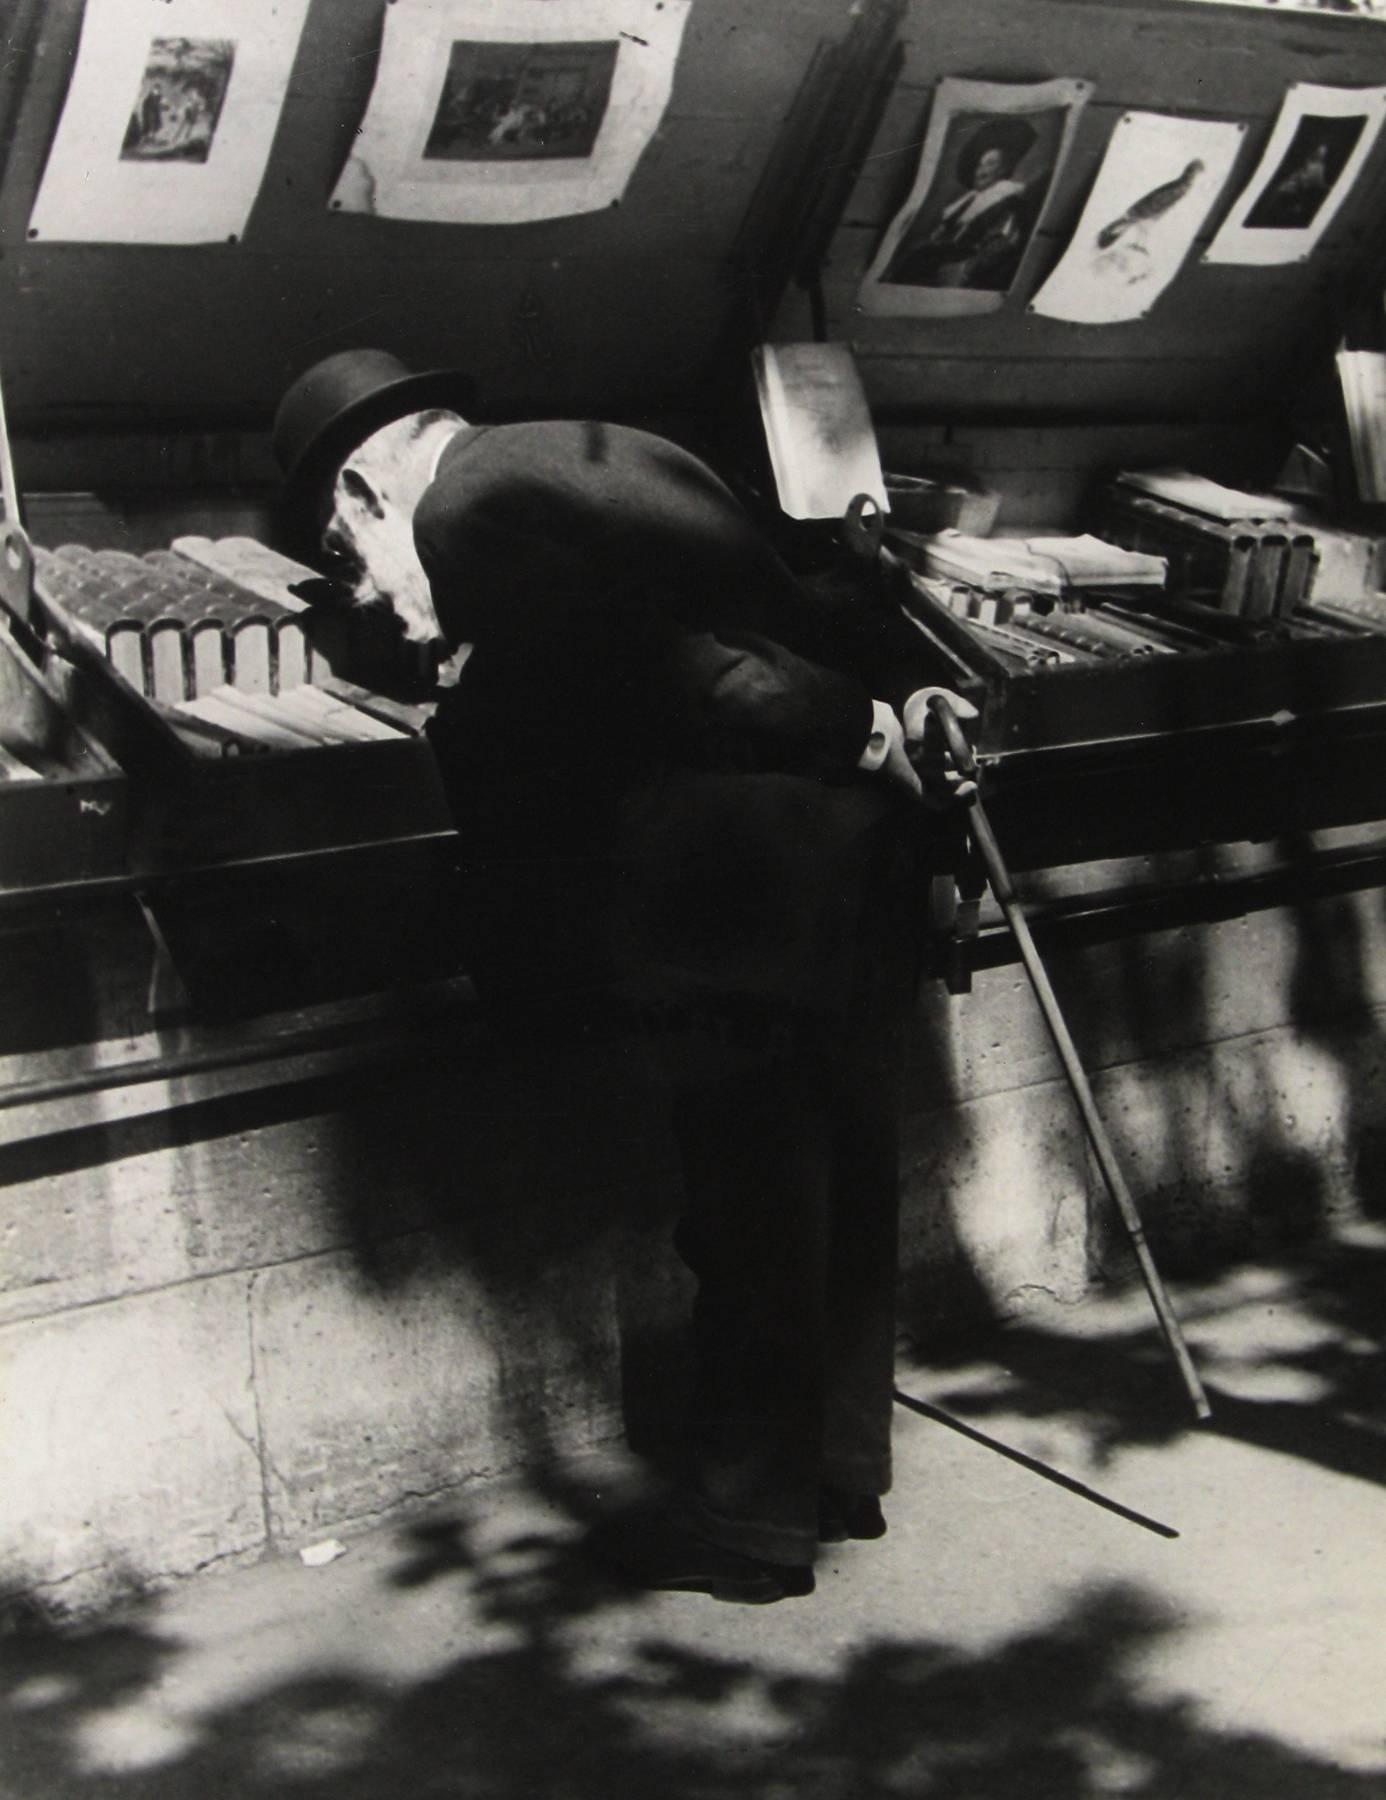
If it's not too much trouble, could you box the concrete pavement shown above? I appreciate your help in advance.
[3,1220,1384,1798]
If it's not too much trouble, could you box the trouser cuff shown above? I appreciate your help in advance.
[678,1494,817,1570]
[821,1453,892,1497]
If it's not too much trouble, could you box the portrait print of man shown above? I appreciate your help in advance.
[881,108,1065,294]
[1243,113,1365,232]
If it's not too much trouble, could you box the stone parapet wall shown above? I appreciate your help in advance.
[4,887,1384,1619]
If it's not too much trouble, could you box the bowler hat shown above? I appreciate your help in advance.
[957,116,1037,189]
[273,348,477,509]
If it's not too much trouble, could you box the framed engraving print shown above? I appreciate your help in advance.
[1031,112,1244,324]
[27,0,310,244]
[332,0,691,224]
[858,77,1091,319]
[1205,82,1386,267]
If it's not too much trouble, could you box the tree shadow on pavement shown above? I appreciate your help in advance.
[910,1230,1386,1488]
[1,1500,1380,1800]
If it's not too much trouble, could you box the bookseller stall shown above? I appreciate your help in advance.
[6,0,1386,1613]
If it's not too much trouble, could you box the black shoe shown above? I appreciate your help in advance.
[817,1487,887,1543]
[586,1510,815,1604]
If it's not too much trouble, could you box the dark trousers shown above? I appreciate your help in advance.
[452,770,923,1568]
[661,816,918,1568]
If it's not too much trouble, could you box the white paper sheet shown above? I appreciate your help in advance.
[332,0,690,224]
[752,344,885,521]
[27,0,310,245]
[1204,83,1386,267]
[858,78,1091,319]
[1030,112,1244,325]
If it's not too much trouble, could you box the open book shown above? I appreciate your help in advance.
[752,343,887,521]
[1336,351,1386,505]
[897,528,1166,595]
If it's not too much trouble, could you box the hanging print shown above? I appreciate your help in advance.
[421,40,619,163]
[857,77,1091,319]
[120,38,235,165]
[27,0,310,243]
[1205,83,1386,267]
[331,0,691,225]
[1030,112,1243,325]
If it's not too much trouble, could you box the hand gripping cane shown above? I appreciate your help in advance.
[918,693,1212,1423]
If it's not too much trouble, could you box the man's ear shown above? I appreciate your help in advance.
[339,466,386,519]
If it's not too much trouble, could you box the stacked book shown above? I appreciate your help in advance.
[902,574,1193,671]
[34,541,318,702]
[31,539,422,755]
[1096,470,1317,619]
[884,528,1188,669]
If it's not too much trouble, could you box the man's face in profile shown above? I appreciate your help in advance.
[320,412,461,645]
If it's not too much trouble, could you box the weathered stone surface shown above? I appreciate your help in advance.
[902,1077,1092,1320]
[0,1029,678,1327]
[7,890,1386,1606]
[0,1275,263,1606]
[250,1230,629,1543]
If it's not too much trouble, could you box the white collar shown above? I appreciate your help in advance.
[428,421,466,484]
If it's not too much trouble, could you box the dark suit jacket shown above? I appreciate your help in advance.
[415,420,951,1024]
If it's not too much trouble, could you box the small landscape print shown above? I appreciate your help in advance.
[1243,113,1366,231]
[423,39,618,162]
[121,37,234,165]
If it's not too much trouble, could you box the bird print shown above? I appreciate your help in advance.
[1095,159,1205,249]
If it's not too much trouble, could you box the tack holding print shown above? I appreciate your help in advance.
[27,0,310,244]
[1204,83,1386,267]
[1030,112,1244,325]
[857,77,1092,319]
[332,0,691,225]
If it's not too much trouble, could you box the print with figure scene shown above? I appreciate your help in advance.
[423,40,618,162]
[1243,113,1365,231]
[882,106,1068,294]
[121,37,234,165]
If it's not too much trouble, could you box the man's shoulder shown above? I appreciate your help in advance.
[423,418,732,530]
[439,418,697,475]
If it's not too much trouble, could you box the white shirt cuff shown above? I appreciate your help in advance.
[857,698,900,772]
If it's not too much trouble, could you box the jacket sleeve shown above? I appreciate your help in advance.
[635,608,874,778]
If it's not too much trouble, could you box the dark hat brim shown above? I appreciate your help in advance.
[279,366,478,515]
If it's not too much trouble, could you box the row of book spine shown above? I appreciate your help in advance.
[906,565,1386,674]
[33,544,325,703]
[1096,489,1315,620]
[909,575,1188,669]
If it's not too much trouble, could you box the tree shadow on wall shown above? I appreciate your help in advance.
[291,1010,703,1475]
[1283,869,1386,1225]
[0,1533,1378,1799]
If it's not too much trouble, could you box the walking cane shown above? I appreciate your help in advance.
[918,689,1212,1423]
[841,493,1211,1422]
